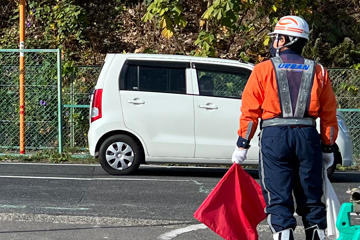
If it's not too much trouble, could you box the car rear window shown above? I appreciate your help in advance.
[121,62,186,94]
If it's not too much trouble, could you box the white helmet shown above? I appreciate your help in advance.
[268,16,309,40]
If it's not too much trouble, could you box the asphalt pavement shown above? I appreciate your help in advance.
[0,162,358,240]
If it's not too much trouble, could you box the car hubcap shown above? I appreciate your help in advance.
[105,141,134,170]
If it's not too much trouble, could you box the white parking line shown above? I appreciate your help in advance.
[0,175,190,182]
[158,224,208,240]
[0,162,100,166]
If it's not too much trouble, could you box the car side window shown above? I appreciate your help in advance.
[196,65,251,98]
[125,65,186,94]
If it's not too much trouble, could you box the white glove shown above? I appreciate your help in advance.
[232,147,248,164]
[322,152,334,169]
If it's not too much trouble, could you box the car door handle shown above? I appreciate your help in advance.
[198,103,218,110]
[128,98,145,105]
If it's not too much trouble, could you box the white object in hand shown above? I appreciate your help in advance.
[231,147,248,164]
[323,152,334,169]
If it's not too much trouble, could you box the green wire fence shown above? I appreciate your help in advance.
[0,49,62,154]
[0,50,359,163]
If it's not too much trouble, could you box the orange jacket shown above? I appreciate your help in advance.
[238,59,338,146]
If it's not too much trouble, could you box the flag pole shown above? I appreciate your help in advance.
[19,0,25,154]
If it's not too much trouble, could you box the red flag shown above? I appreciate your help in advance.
[194,164,266,240]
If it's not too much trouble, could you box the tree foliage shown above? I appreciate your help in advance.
[0,0,359,67]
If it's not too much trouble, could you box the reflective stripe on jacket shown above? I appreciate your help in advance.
[238,54,338,146]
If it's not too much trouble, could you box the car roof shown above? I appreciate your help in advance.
[107,53,254,69]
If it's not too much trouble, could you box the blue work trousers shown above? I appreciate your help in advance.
[259,126,326,232]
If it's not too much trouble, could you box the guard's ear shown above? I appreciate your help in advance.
[279,36,286,43]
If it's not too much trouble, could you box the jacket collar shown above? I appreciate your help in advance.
[280,49,298,55]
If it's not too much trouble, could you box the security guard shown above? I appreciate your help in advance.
[232,16,338,240]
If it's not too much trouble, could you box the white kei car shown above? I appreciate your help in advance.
[88,54,353,176]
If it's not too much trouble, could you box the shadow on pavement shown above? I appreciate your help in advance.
[99,164,358,183]
[132,165,260,179]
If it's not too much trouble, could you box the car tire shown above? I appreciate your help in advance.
[326,144,341,178]
[99,135,143,175]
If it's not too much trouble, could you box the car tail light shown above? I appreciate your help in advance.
[91,89,103,122]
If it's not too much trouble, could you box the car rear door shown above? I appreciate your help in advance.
[193,63,259,161]
[119,60,195,158]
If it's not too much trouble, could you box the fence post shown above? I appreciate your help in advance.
[19,0,26,154]
[70,71,75,148]
[57,49,63,153]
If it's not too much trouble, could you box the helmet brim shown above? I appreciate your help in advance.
[267,31,308,40]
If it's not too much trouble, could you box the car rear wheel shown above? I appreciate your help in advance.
[99,135,143,175]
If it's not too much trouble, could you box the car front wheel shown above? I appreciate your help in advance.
[99,135,143,175]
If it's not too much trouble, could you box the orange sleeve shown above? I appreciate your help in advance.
[318,67,338,146]
[237,64,264,145]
